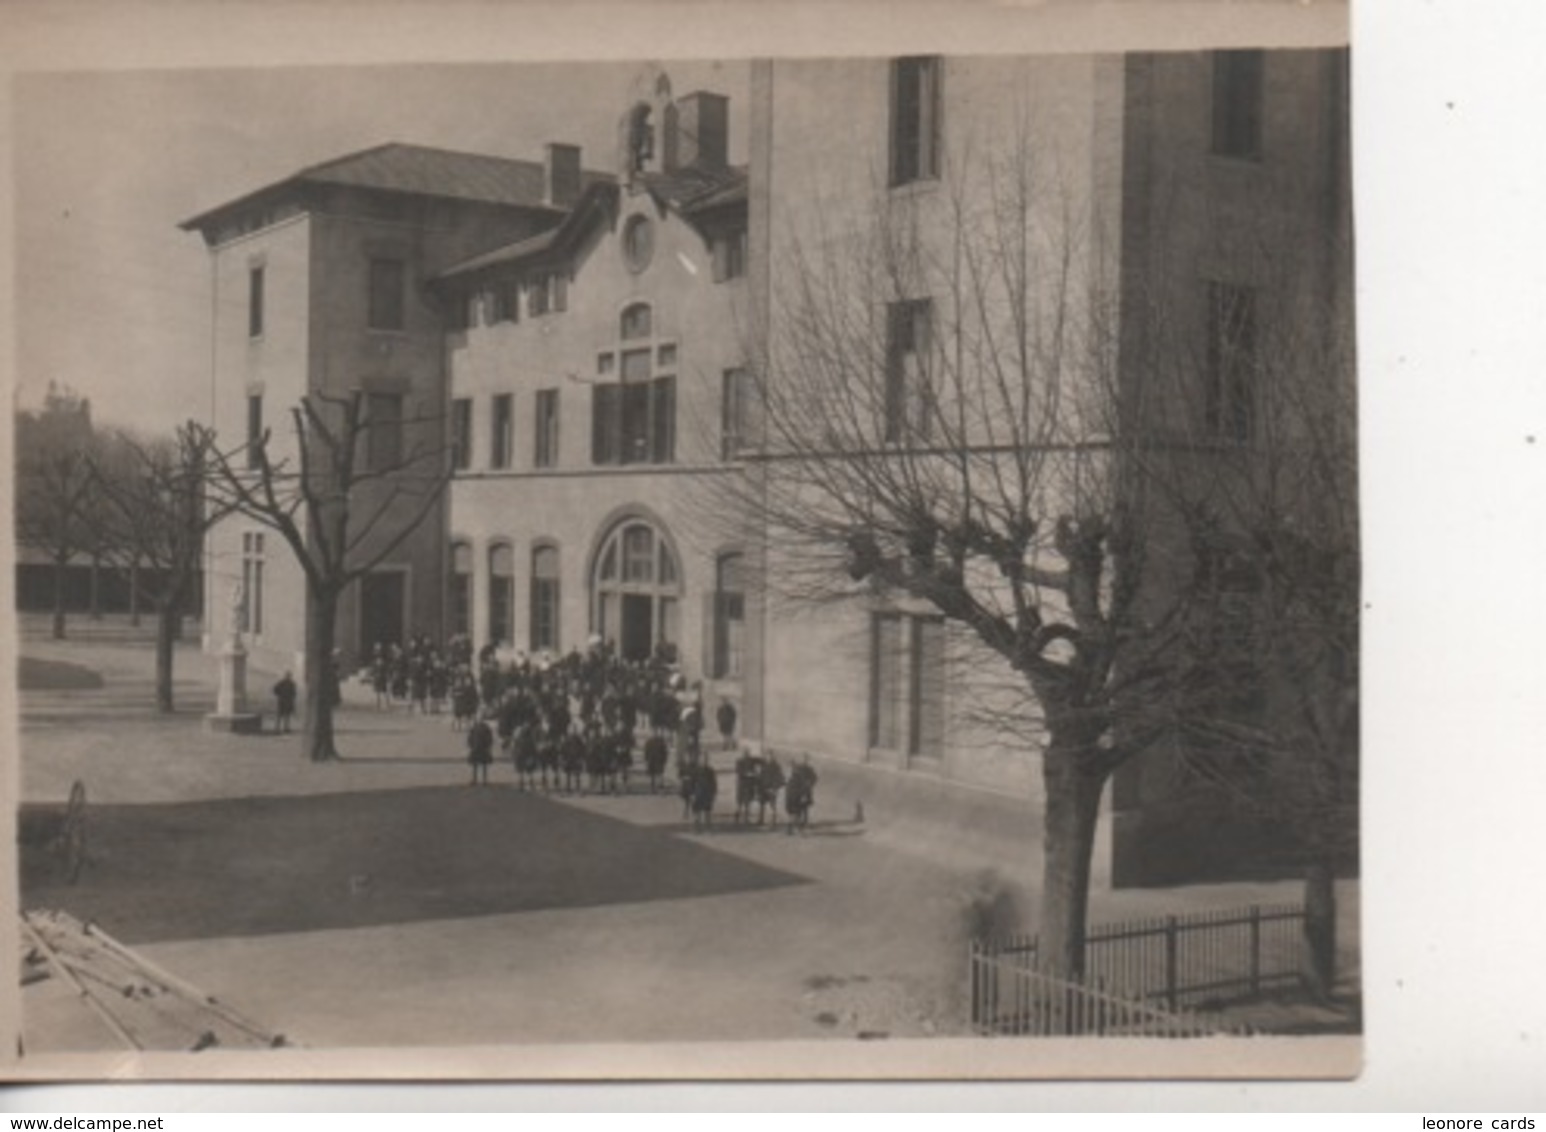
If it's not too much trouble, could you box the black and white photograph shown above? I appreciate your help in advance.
[3,0,1370,1083]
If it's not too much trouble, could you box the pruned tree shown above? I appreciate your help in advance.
[696,111,1354,987]
[14,383,100,640]
[90,421,234,713]
[207,390,452,762]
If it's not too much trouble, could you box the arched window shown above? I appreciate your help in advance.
[593,519,679,663]
[530,545,561,653]
[449,541,473,638]
[620,302,652,340]
[488,542,514,648]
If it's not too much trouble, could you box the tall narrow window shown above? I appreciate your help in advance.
[534,388,559,468]
[1212,50,1264,160]
[492,281,520,324]
[711,229,747,282]
[870,613,946,758]
[248,266,265,338]
[488,543,514,648]
[884,298,933,442]
[722,368,752,459]
[368,257,407,330]
[530,545,560,652]
[712,552,746,679]
[870,614,904,749]
[449,398,472,471]
[365,392,404,470]
[240,531,265,637]
[246,393,263,470]
[1205,282,1258,441]
[490,393,513,469]
[890,56,941,186]
[449,541,472,637]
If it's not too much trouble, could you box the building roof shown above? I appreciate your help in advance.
[433,163,747,282]
[179,142,612,232]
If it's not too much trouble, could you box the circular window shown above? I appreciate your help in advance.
[623,215,654,273]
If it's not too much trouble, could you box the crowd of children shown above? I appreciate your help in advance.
[361,633,820,831]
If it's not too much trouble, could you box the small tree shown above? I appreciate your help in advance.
[14,383,99,640]
[90,422,233,713]
[208,390,451,762]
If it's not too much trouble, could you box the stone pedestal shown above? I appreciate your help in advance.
[205,636,263,734]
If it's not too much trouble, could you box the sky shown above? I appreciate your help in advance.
[12,59,748,436]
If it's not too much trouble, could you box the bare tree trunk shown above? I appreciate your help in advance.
[1039,737,1109,982]
[304,588,341,762]
[1301,853,1337,1001]
[51,557,68,640]
[155,603,177,714]
[88,553,102,620]
[129,557,141,628]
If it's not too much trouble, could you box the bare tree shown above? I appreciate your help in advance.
[695,132,1189,982]
[207,390,451,762]
[14,383,99,640]
[90,422,234,713]
[698,119,1354,986]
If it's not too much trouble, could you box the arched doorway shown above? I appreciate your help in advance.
[592,518,680,662]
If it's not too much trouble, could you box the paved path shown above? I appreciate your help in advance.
[14,624,1359,1050]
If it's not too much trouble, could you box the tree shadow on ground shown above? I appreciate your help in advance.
[19,787,810,945]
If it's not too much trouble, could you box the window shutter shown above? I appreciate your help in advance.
[711,237,728,283]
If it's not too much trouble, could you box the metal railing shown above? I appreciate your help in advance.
[968,946,1224,1037]
[976,903,1305,1015]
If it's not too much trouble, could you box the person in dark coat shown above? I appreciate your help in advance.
[717,698,738,751]
[691,761,719,833]
[467,714,494,786]
[643,733,669,793]
[272,671,297,734]
[786,758,817,834]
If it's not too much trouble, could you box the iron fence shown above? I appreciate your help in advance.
[977,903,1306,1015]
[968,946,1223,1037]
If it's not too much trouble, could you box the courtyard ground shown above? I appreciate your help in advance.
[12,615,1361,1053]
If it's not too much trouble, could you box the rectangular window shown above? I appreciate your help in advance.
[650,376,675,464]
[890,56,941,186]
[248,266,265,338]
[490,393,513,469]
[711,229,748,282]
[722,368,751,460]
[870,614,905,750]
[240,531,265,637]
[1212,50,1264,160]
[593,371,675,467]
[1205,282,1258,441]
[450,542,473,638]
[870,613,945,758]
[492,281,520,324]
[534,388,559,468]
[527,272,567,317]
[451,397,472,471]
[368,257,406,330]
[592,384,620,465]
[246,394,263,469]
[885,298,933,442]
[365,392,404,470]
[711,554,746,679]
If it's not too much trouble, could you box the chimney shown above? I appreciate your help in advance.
[672,91,729,169]
[544,143,582,207]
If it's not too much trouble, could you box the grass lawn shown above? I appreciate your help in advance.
[18,656,104,691]
[20,786,809,945]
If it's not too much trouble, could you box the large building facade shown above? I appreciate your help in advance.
[186,52,1354,884]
